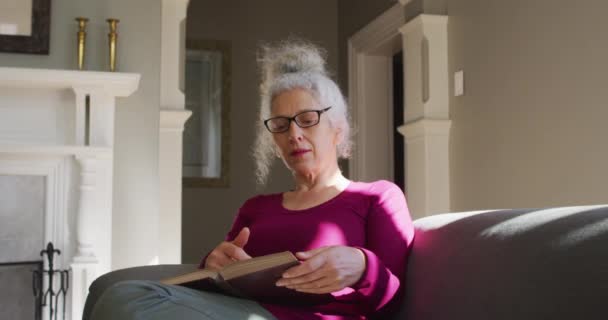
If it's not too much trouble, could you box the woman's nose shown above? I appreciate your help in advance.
[287,121,303,142]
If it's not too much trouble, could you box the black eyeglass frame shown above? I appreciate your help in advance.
[263,107,332,133]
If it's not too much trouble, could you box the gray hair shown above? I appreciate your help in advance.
[253,39,352,185]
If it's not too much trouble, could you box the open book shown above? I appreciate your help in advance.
[160,251,333,305]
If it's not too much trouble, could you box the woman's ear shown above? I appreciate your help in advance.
[333,127,344,146]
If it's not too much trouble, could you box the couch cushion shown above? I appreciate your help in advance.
[398,205,608,320]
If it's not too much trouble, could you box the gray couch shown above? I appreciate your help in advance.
[83,205,608,319]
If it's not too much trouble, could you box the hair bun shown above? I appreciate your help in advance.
[259,39,328,86]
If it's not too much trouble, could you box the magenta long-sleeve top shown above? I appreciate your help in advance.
[200,180,415,319]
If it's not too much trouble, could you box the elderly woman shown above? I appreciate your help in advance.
[90,40,414,320]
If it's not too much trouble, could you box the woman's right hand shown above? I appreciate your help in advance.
[204,227,252,270]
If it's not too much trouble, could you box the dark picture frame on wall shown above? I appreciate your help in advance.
[182,39,232,188]
[0,0,51,54]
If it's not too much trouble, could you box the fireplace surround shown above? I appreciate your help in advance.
[0,67,140,320]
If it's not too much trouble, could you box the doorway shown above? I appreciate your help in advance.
[347,3,405,183]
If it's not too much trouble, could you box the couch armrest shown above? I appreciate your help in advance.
[83,264,198,320]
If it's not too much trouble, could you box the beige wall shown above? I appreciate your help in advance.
[449,0,608,211]
[403,0,447,22]
[182,0,339,264]
[0,0,162,270]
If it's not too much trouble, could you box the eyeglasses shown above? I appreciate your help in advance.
[263,107,332,133]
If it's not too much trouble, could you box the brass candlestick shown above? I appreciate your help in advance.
[76,17,89,70]
[107,18,120,72]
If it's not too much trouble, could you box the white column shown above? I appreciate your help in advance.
[397,119,451,219]
[71,86,117,274]
[73,155,98,260]
[158,0,191,264]
[71,154,99,320]
[161,0,189,109]
[159,110,191,264]
[398,15,450,218]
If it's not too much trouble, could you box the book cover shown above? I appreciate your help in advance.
[160,251,333,305]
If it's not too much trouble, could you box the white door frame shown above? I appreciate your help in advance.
[348,2,451,219]
[348,3,406,182]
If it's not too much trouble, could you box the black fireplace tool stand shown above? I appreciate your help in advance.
[33,242,69,320]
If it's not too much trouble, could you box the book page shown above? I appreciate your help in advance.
[161,268,218,285]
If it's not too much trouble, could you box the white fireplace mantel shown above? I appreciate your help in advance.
[0,67,139,96]
[0,66,140,320]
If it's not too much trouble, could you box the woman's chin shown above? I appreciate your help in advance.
[289,163,317,177]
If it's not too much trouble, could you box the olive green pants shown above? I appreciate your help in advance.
[90,280,277,320]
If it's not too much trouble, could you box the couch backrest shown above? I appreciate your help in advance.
[391,205,608,320]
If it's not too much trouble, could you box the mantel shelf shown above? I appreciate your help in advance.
[0,67,140,97]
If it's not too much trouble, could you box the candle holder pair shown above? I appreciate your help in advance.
[76,17,120,72]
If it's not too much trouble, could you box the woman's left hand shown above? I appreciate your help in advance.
[276,246,366,294]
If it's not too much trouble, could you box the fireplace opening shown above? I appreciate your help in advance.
[0,261,43,320]
[0,175,46,319]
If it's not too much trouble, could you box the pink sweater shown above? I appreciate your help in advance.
[201,180,414,319]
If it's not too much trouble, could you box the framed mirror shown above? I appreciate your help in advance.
[0,0,51,54]
[182,39,231,188]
